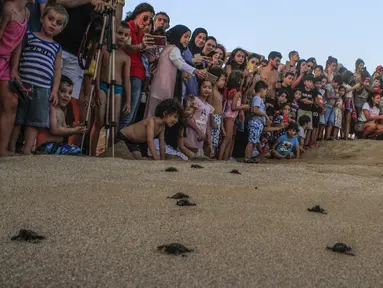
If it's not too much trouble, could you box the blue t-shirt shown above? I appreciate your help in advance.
[251,95,266,125]
[276,134,298,155]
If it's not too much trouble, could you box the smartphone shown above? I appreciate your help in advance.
[207,72,218,83]
[207,50,217,58]
[153,35,167,46]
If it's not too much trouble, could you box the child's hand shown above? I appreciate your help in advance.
[11,69,21,83]
[122,102,131,115]
[49,92,58,107]
[299,147,305,153]
[75,126,88,134]
[242,104,250,110]
[266,119,272,126]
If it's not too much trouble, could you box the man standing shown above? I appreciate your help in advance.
[153,12,170,31]
[259,51,282,104]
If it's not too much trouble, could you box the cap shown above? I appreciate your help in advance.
[376,65,383,72]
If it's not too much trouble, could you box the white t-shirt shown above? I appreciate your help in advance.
[358,102,380,122]
[298,126,305,139]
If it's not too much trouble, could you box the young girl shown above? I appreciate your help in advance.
[333,86,345,139]
[218,70,249,161]
[184,80,214,156]
[342,71,359,140]
[355,92,383,138]
[224,48,247,75]
[0,0,30,156]
[207,66,227,157]
[273,103,291,139]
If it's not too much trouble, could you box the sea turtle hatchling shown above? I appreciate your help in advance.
[158,243,194,256]
[326,243,355,256]
[165,167,178,172]
[230,169,241,175]
[176,199,196,206]
[11,229,45,243]
[191,164,204,169]
[167,192,190,199]
[307,205,327,214]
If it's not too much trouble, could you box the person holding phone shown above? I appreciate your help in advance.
[145,25,208,118]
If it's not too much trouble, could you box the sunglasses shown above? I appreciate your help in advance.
[143,15,153,22]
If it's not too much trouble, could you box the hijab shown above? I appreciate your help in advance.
[166,24,190,52]
[188,27,208,56]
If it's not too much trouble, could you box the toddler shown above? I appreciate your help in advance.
[271,122,300,159]
[9,4,68,154]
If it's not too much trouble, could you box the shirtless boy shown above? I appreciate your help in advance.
[117,99,182,160]
[36,76,87,155]
[259,51,282,106]
[89,21,132,156]
[208,67,227,156]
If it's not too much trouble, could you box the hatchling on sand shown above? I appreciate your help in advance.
[230,169,241,174]
[176,199,196,206]
[165,167,178,172]
[191,164,204,169]
[326,243,355,256]
[167,192,190,199]
[307,205,327,214]
[158,243,194,256]
[11,229,45,243]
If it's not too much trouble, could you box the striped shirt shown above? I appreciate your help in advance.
[19,31,61,88]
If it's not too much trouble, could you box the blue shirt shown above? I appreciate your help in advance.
[276,134,298,155]
[251,95,266,125]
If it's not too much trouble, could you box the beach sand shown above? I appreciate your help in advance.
[1,140,383,287]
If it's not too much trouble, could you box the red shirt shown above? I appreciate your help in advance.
[127,20,145,81]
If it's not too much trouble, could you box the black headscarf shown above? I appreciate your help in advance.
[166,24,191,52]
[188,27,208,56]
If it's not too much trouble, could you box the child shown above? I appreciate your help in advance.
[277,72,294,101]
[0,0,30,156]
[297,74,315,147]
[297,115,311,154]
[118,99,182,160]
[290,89,301,121]
[9,4,68,155]
[333,86,345,139]
[35,76,87,155]
[224,48,247,75]
[89,22,131,156]
[271,122,300,159]
[244,80,270,163]
[324,75,342,140]
[218,70,249,160]
[273,103,292,139]
[207,66,227,157]
[184,79,214,156]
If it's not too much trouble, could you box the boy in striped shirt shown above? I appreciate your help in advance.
[9,5,68,154]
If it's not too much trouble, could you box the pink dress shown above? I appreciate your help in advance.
[223,89,241,119]
[0,7,28,81]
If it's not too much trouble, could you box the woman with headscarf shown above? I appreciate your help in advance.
[144,25,207,118]
[182,28,209,96]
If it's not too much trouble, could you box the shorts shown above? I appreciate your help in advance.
[323,105,335,126]
[61,50,84,99]
[117,131,140,153]
[100,81,124,96]
[0,56,11,81]
[312,111,320,129]
[15,82,50,128]
[248,120,264,144]
[37,142,82,155]
[210,113,221,152]
[297,109,313,130]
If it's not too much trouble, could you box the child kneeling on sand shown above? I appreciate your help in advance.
[36,76,87,155]
[117,99,182,160]
[271,122,300,159]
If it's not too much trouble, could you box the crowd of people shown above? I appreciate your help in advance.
[0,0,382,160]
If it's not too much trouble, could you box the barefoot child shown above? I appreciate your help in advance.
[0,0,30,156]
[297,115,311,154]
[271,122,300,159]
[89,21,131,156]
[35,76,87,155]
[9,4,68,155]
[118,99,182,160]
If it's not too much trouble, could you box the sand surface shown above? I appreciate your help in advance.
[1,140,383,287]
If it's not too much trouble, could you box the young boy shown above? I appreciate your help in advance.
[9,5,69,154]
[324,75,342,140]
[208,66,227,157]
[117,99,182,160]
[244,80,270,163]
[277,72,294,101]
[35,76,87,155]
[297,115,311,153]
[272,122,300,159]
[297,74,315,148]
[89,21,132,156]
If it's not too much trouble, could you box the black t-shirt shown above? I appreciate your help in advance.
[277,84,294,102]
[54,4,94,55]
[300,88,315,111]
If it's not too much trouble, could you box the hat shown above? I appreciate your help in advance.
[376,65,383,72]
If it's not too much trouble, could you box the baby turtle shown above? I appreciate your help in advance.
[11,229,45,243]
[230,169,241,175]
[307,205,327,214]
[167,192,190,199]
[191,164,204,169]
[326,243,355,256]
[176,199,196,206]
[165,167,178,172]
[158,243,194,256]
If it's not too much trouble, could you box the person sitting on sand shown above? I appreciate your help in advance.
[35,76,88,155]
[271,122,300,159]
[117,99,182,160]
[355,92,383,138]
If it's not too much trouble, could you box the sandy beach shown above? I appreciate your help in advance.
[1,140,383,287]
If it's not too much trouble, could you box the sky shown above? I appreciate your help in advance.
[123,0,381,73]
